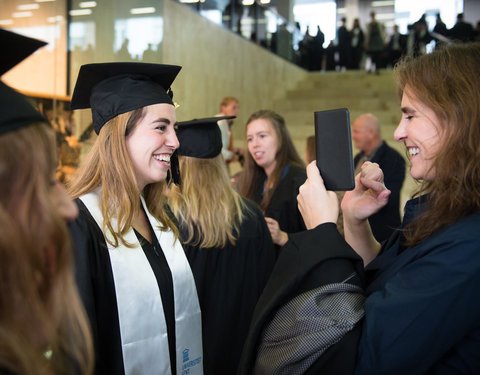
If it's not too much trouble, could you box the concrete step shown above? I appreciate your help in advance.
[284,87,398,101]
[273,96,397,112]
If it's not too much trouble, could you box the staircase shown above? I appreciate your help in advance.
[271,69,418,212]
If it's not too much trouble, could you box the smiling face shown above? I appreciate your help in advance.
[126,103,179,190]
[394,88,443,181]
[246,118,279,176]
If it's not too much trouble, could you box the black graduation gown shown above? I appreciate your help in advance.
[181,199,276,375]
[68,199,176,375]
[253,164,307,236]
[237,223,365,375]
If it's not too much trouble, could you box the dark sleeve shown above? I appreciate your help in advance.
[356,234,480,374]
[265,166,307,234]
[246,199,277,283]
[181,199,276,375]
[238,223,365,375]
[69,200,98,322]
[68,199,124,375]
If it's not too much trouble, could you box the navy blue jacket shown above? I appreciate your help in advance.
[239,195,480,374]
[357,196,480,374]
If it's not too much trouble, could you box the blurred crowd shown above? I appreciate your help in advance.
[297,12,480,72]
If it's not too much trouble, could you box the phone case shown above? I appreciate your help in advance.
[314,108,355,191]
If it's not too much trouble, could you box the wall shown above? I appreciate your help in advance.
[1,0,68,97]
[162,0,307,138]
[464,0,480,24]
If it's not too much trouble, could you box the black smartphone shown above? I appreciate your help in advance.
[314,108,355,191]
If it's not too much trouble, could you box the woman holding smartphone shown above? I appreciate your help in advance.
[240,42,480,374]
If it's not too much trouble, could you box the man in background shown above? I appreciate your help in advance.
[352,113,405,242]
[449,13,474,42]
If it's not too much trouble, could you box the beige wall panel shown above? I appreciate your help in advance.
[162,0,306,140]
[2,1,68,97]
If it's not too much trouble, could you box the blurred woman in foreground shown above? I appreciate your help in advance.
[0,29,92,375]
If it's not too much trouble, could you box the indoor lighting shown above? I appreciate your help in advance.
[69,9,92,16]
[130,7,156,15]
[371,1,395,7]
[337,7,346,14]
[179,0,199,3]
[18,4,40,10]
[0,19,14,25]
[79,1,97,8]
[242,0,254,5]
[260,0,271,4]
[375,13,395,20]
[47,15,64,23]
[13,11,33,18]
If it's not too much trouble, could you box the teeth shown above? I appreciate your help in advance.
[153,154,171,162]
[255,152,263,156]
[408,147,420,156]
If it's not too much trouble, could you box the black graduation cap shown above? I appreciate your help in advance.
[0,28,47,135]
[167,115,234,185]
[176,116,235,158]
[70,62,181,134]
[0,28,47,76]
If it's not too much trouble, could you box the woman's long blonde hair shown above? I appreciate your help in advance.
[394,42,480,246]
[68,108,178,247]
[168,155,247,248]
[0,123,93,375]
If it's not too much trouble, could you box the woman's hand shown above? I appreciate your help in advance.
[265,217,289,246]
[341,161,391,224]
[297,161,339,229]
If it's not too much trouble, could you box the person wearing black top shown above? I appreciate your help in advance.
[237,110,306,250]
[0,29,93,375]
[168,117,276,374]
[68,63,202,375]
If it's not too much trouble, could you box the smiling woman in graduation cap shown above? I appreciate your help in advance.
[67,63,202,375]
[0,29,93,375]
[167,117,275,375]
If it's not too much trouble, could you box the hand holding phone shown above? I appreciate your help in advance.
[314,108,355,191]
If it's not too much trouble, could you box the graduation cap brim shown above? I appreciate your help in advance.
[0,28,47,76]
[176,115,235,127]
[176,115,235,158]
[70,62,181,133]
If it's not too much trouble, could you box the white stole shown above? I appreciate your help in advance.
[80,190,203,375]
